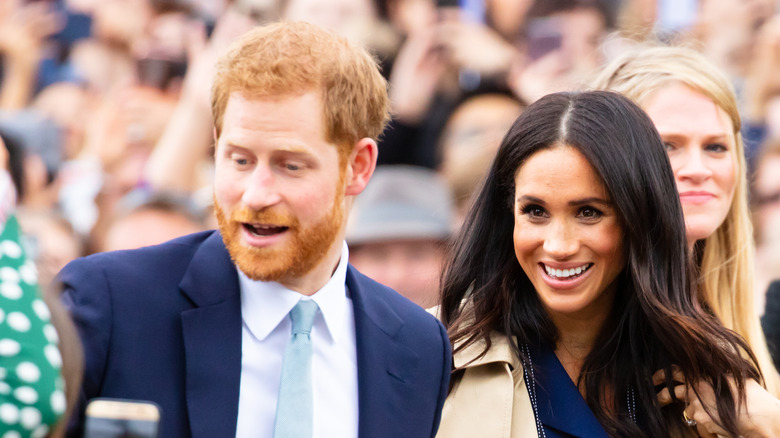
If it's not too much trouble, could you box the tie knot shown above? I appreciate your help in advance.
[289,299,319,335]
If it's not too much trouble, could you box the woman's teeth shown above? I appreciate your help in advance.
[544,263,591,279]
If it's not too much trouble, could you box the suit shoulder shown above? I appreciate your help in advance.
[348,265,445,331]
[75,230,213,265]
[60,230,217,282]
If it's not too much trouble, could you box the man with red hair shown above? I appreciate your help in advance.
[60,21,451,438]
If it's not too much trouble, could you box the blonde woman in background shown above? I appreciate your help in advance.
[594,45,780,433]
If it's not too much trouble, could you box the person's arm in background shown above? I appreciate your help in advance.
[143,9,254,194]
[0,0,61,110]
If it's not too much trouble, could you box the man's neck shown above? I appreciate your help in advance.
[279,241,346,295]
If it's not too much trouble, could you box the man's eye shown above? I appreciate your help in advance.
[281,161,306,172]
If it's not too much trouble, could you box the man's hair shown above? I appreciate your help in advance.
[211,21,390,155]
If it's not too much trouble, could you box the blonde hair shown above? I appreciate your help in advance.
[211,21,390,156]
[593,45,780,395]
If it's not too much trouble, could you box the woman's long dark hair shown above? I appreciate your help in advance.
[440,91,761,437]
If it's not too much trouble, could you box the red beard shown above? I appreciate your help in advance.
[215,195,344,283]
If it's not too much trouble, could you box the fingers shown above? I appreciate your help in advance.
[657,384,687,406]
[652,366,685,386]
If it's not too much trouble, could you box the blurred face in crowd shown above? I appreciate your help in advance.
[557,7,606,73]
[102,208,205,252]
[439,94,522,216]
[386,0,436,36]
[643,83,737,246]
[350,239,445,308]
[513,146,624,323]
[486,0,532,40]
[213,91,348,291]
[17,209,82,289]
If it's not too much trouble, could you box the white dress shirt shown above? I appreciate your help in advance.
[235,242,359,438]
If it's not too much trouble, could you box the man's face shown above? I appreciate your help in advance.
[213,91,347,290]
[349,239,445,309]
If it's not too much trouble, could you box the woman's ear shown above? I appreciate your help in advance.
[345,138,378,196]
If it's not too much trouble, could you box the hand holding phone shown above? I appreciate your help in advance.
[85,398,161,438]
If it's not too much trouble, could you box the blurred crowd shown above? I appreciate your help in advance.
[0,0,779,310]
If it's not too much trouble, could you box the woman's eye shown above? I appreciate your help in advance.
[234,157,249,166]
[663,141,676,151]
[705,143,728,153]
[579,207,603,220]
[520,204,547,218]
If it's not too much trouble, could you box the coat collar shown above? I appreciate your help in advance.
[179,231,243,438]
[454,331,521,370]
[348,266,423,438]
[179,231,239,306]
[452,330,609,438]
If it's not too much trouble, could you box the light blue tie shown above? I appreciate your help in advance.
[273,299,320,438]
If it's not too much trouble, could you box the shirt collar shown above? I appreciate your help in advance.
[239,242,352,345]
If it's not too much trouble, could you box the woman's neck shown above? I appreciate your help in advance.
[550,307,611,393]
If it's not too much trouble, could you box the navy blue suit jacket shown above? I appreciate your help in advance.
[59,231,451,437]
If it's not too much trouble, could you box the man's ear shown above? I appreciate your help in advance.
[345,138,378,196]
[213,128,219,156]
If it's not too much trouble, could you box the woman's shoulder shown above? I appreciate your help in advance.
[427,303,521,369]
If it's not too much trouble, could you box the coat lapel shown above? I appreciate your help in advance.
[439,332,537,438]
[348,267,420,438]
[179,232,243,438]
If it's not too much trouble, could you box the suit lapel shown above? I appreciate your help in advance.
[179,232,243,438]
[348,266,420,438]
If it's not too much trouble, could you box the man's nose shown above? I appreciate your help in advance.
[241,166,282,210]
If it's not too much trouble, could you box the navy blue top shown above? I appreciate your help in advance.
[527,341,610,438]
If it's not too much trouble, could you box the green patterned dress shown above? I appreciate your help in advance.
[0,216,65,437]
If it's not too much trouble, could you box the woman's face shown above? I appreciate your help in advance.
[643,83,737,246]
[513,145,625,322]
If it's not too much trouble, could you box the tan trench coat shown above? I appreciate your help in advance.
[436,332,539,438]
[435,332,698,438]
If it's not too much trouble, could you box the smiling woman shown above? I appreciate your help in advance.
[437,91,761,437]
[512,146,625,330]
[594,45,780,435]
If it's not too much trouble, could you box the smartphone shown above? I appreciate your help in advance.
[436,0,484,22]
[435,0,485,91]
[525,17,563,61]
[84,398,161,438]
